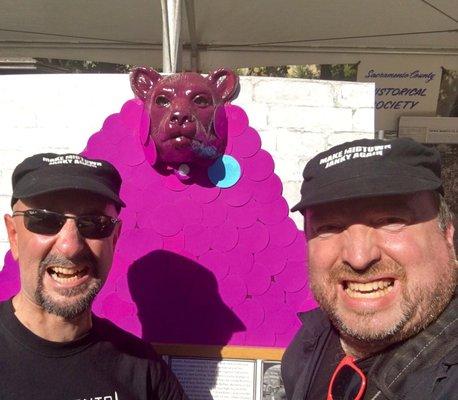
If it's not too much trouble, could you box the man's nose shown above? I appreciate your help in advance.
[341,224,381,270]
[53,219,86,257]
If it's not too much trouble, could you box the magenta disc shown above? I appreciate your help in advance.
[238,222,270,254]
[102,293,136,320]
[85,132,114,153]
[269,218,299,247]
[211,222,239,253]
[184,224,212,256]
[198,250,230,280]
[124,162,162,192]
[245,262,271,295]
[200,198,228,227]
[252,174,283,204]
[139,105,151,145]
[286,285,315,310]
[164,173,189,191]
[245,326,276,347]
[225,247,254,276]
[149,203,183,237]
[115,275,134,303]
[119,99,143,125]
[224,133,234,155]
[244,150,275,182]
[99,114,126,145]
[255,245,288,276]
[188,184,221,204]
[226,199,258,228]
[220,175,253,207]
[285,234,307,262]
[232,298,265,330]
[275,260,308,293]
[117,228,163,261]
[231,127,261,159]
[0,280,19,302]
[257,197,289,225]
[162,231,185,253]
[219,275,247,307]
[117,316,142,337]
[174,197,203,225]
[117,134,145,166]
[264,304,297,334]
[1,251,19,281]
[215,104,249,138]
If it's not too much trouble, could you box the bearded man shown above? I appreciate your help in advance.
[282,138,457,400]
[0,153,187,399]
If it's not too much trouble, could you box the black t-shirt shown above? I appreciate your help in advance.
[307,328,377,400]
[0,300,188,400]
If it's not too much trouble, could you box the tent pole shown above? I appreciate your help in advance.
[185,0,199,72]
[161,0,182,73]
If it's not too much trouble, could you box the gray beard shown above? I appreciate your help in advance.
[310,257,457,347]
[34,253,102,319]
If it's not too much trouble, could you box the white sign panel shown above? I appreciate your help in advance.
[358,60,441,132]
[171,358,256,400]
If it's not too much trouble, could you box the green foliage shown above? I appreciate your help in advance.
[437,67,458,117]
[236,64,357,81]
[36,58,132,73]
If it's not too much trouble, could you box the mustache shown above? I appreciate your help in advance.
[328,260,406,282]
[39,253,98,275]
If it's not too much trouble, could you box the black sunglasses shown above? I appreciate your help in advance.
[12,209,120,239]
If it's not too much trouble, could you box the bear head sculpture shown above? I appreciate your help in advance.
[130,67,239,172]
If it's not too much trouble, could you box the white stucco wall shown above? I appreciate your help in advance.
[0,74,374,259]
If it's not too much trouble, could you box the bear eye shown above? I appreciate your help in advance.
[193,95,210,107]
[155,95,170,107]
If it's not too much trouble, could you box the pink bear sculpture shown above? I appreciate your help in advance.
[1,68,316,348]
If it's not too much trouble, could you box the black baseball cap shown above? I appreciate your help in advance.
[11,153,126,208]
[291,137,443,211]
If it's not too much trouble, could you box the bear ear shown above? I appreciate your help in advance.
[207,68,240,102]
[130,66,162,101]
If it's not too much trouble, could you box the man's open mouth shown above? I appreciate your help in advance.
[47,266,88,283]
[343,278,394,299]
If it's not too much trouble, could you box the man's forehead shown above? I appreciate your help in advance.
[305,192,429,220]
[17,190,115,213]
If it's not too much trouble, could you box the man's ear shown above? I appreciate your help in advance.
[4,214,19,261]
[130,66,162,101]
[112,220,122,249]
[444,223,455,255]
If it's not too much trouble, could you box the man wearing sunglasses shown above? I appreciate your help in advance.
[282,138,457,400]
[1,153,187,399]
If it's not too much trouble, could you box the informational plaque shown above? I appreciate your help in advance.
[157,345,286,400]
[171,358,256,400]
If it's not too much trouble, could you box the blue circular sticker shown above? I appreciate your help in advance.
[208,155,241,188]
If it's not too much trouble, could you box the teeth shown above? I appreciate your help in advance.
[52,275,81,283]
[48,266,87,282]
[175,136,183,142]
[345,279,393,299]
[51,266,85,275]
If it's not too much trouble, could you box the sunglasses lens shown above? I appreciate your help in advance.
[24,210,64,235]
[331,365,363,400]
[77,215,116,239]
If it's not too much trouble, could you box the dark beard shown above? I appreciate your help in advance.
[35,253,102,319]
[310,258,456,347]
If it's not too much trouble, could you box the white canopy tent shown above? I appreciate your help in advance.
[1,0,457,72]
